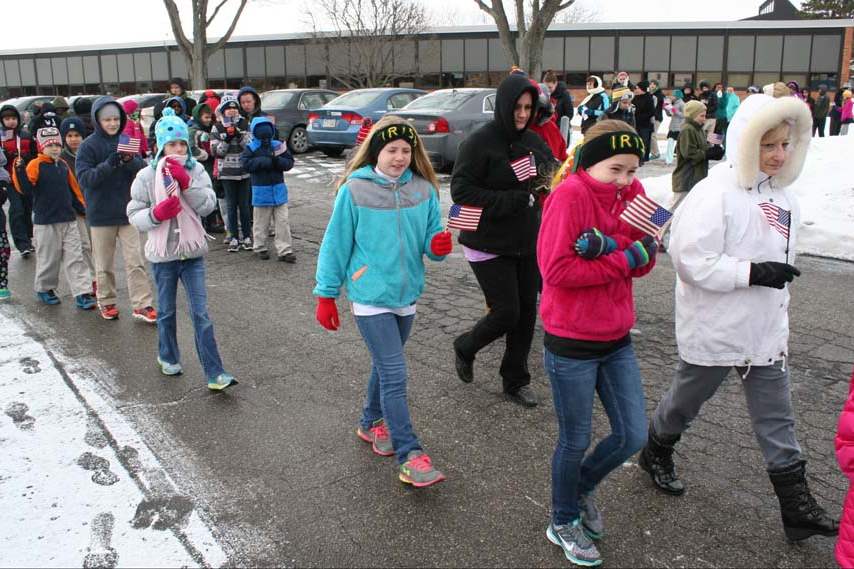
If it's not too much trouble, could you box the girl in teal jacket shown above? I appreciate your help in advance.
[314,116,452,488]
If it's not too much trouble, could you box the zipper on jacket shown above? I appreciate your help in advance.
[395,183,407,305]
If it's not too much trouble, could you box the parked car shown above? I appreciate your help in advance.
[3,96,56,125]
[260,89,338,154]
[391,88,496,171]
[306,88,426,157]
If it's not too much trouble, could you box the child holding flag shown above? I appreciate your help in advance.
[314,116,450,488]
[127,108,236,391]
[537,120,658,567]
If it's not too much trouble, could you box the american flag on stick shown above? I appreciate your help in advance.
[758,202,791,238]
[619,194,673,238]
[117,134,141,154]
[447,204,483,231]
[162,167,179,196]
[510,154,536,182]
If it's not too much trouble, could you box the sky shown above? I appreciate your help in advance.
[0,0,796,52]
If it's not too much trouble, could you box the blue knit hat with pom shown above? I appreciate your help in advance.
[152,107,195,169]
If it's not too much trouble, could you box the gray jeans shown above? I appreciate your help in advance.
[652,359,802,470]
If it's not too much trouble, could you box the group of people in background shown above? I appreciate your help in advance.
[3,67,854,567]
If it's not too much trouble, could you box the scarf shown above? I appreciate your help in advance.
[579,76,605,108]
[148,158,209,259]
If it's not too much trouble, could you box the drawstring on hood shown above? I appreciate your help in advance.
[494,74,541,141]
[725,94,811,190]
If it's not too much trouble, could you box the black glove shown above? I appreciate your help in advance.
[510,190,533,211]
[749,262,801,289]
[706,145,725,161]
[107,152,122,167]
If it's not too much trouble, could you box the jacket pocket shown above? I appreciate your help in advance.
[351,265,368,282]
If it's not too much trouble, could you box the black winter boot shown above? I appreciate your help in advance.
[768,460,839,542]
[639,425,685,496]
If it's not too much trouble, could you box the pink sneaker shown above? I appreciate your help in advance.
[399,451,446,488]
[356,419,394,457]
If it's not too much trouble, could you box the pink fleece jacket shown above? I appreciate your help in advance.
[121,100,149,156]
[836,368,854,568]
[537,169,656,342]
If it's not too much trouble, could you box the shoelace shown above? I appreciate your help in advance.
[408,453,433,472]
[559,522,594,550]
[371,423,389,441]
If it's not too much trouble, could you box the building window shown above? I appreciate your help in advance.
[644,36,670,71]
[618,36,643,71]
[565,37,589,72]
[489,38,510,72]
[782,74,808,89]
[811,35,841,73]
[727,36,754,73]
[589,37,614,72]
[542,37,563,75]
[419,40,441,74]
[670,36,697,73]
[83,55,100,84]
[207,50,225,80]
[170,50,187,79]
[727,73,751,88]
[753,71,781,87]
[646,71,668,88]
[395,41,416,75]
[36,58,53,87]
[246,46,265,78]
[809,72,838,90]
[118,53,134,82]
[672,72,694,88]
[783,35,811,72]
[151,52,169,82]
[565,72,588,87]
[442,39,464,73]
[225,47,244,79]
[4,61,20,87]
[51,57,68,87]
[134,52,152,82]
[755,35,783,72]
[68,56,84,84]
[286,44,306,83]
[697,36,724,71]
[465,39,487,73]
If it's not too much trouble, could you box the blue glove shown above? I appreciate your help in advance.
[575,228,617,259]
[623,236,657,270]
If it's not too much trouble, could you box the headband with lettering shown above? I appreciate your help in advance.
[369,123,418,160]
[577,131,645,171]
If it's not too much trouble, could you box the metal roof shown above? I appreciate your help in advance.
[1,19,851,57]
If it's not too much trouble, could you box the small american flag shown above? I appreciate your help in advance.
[117,134,140,154]
[162,167,179,196]
[758,202,791,238]
[510,154,536,182]
[447,204,483,231]
[620,194,673,237]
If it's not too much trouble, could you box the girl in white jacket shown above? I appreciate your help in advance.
[638,94,838,543]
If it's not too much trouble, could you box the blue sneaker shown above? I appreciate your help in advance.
[75,293,97,310]
[36,290,61,305]
[208,373,237,391]
[0,288,10,301]
[547,519,602,566]
[157,357,183,376]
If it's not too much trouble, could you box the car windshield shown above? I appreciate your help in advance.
[403,90,476,111]
[327,90,382,108]
[261,91,295,109]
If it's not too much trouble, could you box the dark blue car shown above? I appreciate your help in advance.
[306,88,425,157]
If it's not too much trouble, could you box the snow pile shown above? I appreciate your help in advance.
[641,135,854,262]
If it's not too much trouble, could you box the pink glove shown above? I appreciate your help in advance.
[165,157,191,191]
[152,195,182,222]
[430,231,453,256]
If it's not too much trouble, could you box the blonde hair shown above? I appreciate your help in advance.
[337,115,439,191]
[761,121,791,144]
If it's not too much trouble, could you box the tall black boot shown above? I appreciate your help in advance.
[768,460,839,542]
[639,424,685,496]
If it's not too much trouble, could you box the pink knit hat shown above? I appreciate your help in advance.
[122,99,139,115]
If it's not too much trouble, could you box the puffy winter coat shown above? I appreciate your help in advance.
[240,116,294,207]
[550,81,574,123]
[671,118,709,193]
[668,94,812,367]
[835,368,854,569]
[725,93,741,122]
[538,168,656,342]
[210,114,250,181]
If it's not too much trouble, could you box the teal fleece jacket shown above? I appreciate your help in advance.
[314,166,445,307]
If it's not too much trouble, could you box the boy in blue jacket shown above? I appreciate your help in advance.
[240,117,296,262]
[76,97,156,322]
[15,128,95,308]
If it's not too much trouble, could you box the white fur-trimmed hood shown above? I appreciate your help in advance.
[725,94,812,189]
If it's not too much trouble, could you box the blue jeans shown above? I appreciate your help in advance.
[222,178,252,240]
[151,257,225,381]
[545,344,647,525]
[355,312,420,464]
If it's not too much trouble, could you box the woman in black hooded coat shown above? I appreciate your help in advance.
[450,73,554,408]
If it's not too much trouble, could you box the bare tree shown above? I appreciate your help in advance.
[553,2,599,24]
[163,0,250,89]
[474,0,576,80]
[307,0,430,89]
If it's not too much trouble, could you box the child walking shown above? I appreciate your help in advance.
[314,116,452,488]
[127,109,236,391]
[14,128,95,308]
[241,116,296,262]
[211,96,252,252]
[60,117,96,292]
[0,151,11,300]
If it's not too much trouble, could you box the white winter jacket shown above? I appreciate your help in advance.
[669,94,812,368]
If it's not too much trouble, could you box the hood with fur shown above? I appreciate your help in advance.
[725,94,811,189]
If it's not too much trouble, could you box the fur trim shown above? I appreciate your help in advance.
[730,95,811,189]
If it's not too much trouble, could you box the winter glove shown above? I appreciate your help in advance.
[166,157,191,190]
[705,145,725,161]
[316,297,340,331]
[151,195,182,222]
[429,231,453,256]
[575,228,617,259]
[107,152,123,168]
[623,236,658,270]
[749,262,801,289]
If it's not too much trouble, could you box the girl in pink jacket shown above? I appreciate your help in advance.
[837,368,854,567]
[121,99,149,157]
[538,119,657,567]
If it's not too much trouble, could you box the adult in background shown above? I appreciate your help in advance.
[649,80,666,159]
[812,85,830,137]
[71,97,95,137]
[670,101,723,211]
[640,93,838,543]
[450,73,553,408]
[632,81,656,164]
[698,81,718,136]
[238,86,269,123]
[543,70,574,139]
[578,76,609,135]
[664,89,685,166]
[830,84,847,136]
[153,78,197,124]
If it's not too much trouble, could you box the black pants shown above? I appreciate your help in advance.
[637,127,653,163]
[6,185,33,252]
[455,254,539,393]
[831,111,842,136]
[813,118,826,137]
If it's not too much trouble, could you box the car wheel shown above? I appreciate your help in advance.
[322,147,344,158]
[288,126,310,154]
